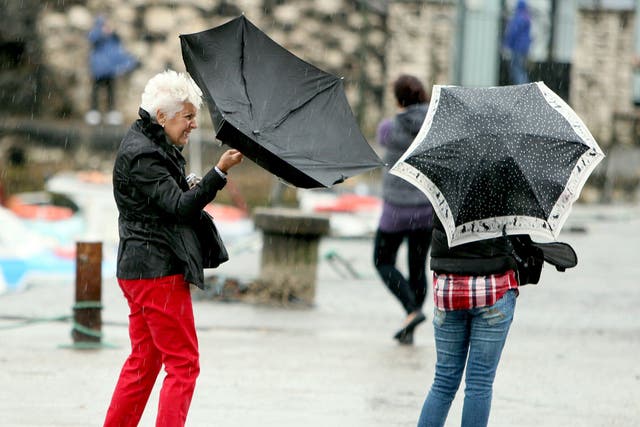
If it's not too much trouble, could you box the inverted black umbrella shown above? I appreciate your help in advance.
[391,82,605,247]
[180,16,383,188]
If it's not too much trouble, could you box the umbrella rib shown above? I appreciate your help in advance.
[507,134,584,220]
[271,146,377,167]
[510,83,536,112]
[239,22,254,122]
[444,90,473,116]
[269,79,338,129]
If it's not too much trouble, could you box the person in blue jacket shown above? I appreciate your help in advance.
[86,15,138,126]
[503,0,532,85]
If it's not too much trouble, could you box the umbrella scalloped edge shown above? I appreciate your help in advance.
[547,146,605,235]
[535,81,606,236]
[392,161,566,247]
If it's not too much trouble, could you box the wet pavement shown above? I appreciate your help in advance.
[1,203,639,427]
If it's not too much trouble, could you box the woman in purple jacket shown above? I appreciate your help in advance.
[373,75,433,345]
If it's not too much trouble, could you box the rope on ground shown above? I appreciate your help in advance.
[73,301,104,310]
[323,249,361,279]
[72,299,104,340]
[72,321,103,339]
[0,314,71,330]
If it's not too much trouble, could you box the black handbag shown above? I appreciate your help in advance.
[510,235,545,285]
[197,210,229,268]
[508,235,578,285]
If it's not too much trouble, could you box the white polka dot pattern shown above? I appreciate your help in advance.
[390,82,605,247]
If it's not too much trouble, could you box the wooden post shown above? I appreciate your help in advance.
[253,207,330,307]
[72,241,103,347]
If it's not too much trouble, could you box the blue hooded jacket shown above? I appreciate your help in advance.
[88,16,138,79]
[504,0,532,55]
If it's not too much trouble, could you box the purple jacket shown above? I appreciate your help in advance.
[377,104,433,232]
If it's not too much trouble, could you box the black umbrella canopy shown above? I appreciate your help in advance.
[180,15,383,188]
[391,82,604,246]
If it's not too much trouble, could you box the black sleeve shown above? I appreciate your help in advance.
[128,152,226,220]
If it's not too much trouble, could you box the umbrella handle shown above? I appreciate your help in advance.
[501,227,523,263]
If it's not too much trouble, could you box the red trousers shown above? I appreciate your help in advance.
[104,274,199,427]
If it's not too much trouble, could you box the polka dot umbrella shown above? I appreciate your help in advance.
[390,82,605,247]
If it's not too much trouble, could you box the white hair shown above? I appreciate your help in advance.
[140,70,203,121]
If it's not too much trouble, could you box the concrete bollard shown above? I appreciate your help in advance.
[72,241,103,348]
[253,207,330,307]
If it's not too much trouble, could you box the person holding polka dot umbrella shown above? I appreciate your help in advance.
[391,82,600,427]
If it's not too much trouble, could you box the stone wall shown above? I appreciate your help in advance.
[30,0,394,137]
[36,0,264,124]
[0,0,45,116]
[19,0,460,139]
[258,0,388,136]
[570,6,636,147]
[18,1,637,149]
[4,1,639,200]
[384,0,456,117]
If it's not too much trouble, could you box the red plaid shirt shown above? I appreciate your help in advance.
[433,270,519,311]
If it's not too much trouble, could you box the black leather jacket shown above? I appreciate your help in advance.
[112,108,227,288]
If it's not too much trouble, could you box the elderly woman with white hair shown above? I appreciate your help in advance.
[104,69,243,427]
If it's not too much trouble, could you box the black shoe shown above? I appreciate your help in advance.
[396,329,414,345]
[393,312,426,340]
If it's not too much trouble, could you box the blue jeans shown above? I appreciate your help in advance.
[418,289,516,427]
[508,52,529,85]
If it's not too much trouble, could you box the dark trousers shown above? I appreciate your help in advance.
[91,76,115,111]
[373,228,432,314]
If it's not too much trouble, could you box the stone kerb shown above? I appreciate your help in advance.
[252,207,330,307]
